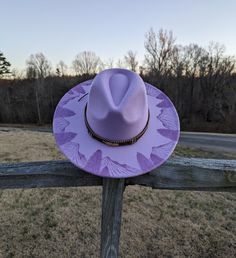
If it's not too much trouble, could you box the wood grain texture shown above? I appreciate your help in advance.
[100,178,125,258]
[127,157,236,192]
[0,158,235,191]
[0,160,102,189]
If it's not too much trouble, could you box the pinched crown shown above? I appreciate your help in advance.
[86,69,149,142]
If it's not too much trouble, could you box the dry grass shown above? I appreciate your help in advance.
[0,130,235,258]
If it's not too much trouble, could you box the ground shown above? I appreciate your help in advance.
[0,130,235,258]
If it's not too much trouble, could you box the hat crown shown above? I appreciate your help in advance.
[86,68,149,141]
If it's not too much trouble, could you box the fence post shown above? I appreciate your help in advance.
[100,178,125,258]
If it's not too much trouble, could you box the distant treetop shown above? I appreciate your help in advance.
[0,51,11,78]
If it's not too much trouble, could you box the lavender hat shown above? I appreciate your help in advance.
[53,69,180,178]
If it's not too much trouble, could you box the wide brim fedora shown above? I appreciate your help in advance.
[53,69,180,178]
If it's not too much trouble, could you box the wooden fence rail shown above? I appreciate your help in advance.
[0,157,236,191]
[0,157,236,258]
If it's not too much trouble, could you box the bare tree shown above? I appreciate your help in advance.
[178,44,207,121]
[26,53,52,79]
[198,42,236,121]
[144,28,176,76]
[182,44,206,78]
[116,59,125,68]
[105,58,115,69]
[25,53,52,125]
[124,50,139,72]
[72,51,102,75]
[139,66,145,76]
[56,60,68,76]
[11,68,25,80]
[199,42,235,91]
[170,45,184,78]
[204,42,234,80]
[26,65,37,79]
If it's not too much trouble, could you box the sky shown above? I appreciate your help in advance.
[1,0,236,70]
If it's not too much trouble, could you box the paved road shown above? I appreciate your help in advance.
[0,125,235,153]
[180,132,236,153]
[0,126,52,133]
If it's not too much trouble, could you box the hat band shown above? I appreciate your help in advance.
[84,104,150,147]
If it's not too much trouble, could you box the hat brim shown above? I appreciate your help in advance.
[53,79,180,178]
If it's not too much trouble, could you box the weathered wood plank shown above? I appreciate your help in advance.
[101,178,125,258]
[127,166,236,191]
[168,157,236,171]
[0,160,102,189]
[0,158,235,191]
[127,157,236,192]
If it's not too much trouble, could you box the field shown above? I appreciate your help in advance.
[0,130,235,258]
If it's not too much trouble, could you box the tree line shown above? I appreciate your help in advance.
[1,28,235,80]
[0,28,236,132]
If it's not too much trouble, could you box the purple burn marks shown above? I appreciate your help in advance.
[157,129,179,141]
[100,166,110,177]
[67,89,74,95]
[150,154,163,165]
[156,92,166,100]
[77,145,87,166]
[84,150,102,173]
[53,118,70,133]
[74,85,86,94]
[55,132,77,145]
[145,83,161,98]
[54,106,75,118]
[82,79,93,86]
[156,99,172,108]
[137,152,153,171]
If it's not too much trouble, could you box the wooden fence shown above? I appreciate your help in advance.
[0,157,236,258]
